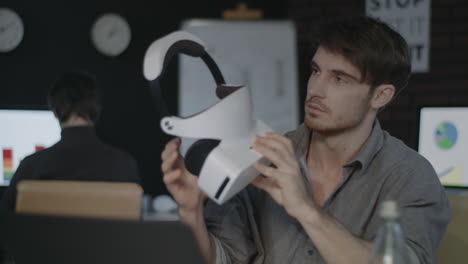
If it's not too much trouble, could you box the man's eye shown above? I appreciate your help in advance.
[335,75,347,83]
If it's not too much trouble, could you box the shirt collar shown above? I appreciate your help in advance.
[61,125,96,140]
[289,123,310,160]
[291,120,384,173]
[344,120,384,172]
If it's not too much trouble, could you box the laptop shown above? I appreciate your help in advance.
[0,213,205,264]
[418,107,468,187]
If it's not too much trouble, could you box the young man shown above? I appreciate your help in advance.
[0,71,140,212]
[161,16,450,264]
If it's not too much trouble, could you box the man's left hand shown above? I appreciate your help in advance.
[251,132,316,220]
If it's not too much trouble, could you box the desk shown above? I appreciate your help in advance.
[2,213,204,264]
[142,211,179,221]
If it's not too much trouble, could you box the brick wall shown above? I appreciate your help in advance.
[288,0,468,150]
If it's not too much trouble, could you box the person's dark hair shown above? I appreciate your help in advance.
[314,16,411,96]
[48,71,101,123]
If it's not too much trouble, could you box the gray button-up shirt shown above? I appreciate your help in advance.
[204,121,451,264]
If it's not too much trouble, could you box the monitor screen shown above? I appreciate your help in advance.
[0,109,61,186]
[419,107,468,188]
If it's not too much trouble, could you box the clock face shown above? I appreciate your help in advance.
[0,8,24,52]
[91,13,131,57]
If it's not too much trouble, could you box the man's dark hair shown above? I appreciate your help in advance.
[314,16,411,96]
[48,71,101,123]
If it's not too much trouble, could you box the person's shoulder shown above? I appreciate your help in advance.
[97,141,139,172]
[100,142,137,163]
[376,131,438,182]
[96,141,140,182]
[374,131,449,216]
[18,144,59,165]
[6,145,58,183]
[382,131,431,166]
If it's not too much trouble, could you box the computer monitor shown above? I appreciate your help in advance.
[0,109,61,186]
[418,107,468,187]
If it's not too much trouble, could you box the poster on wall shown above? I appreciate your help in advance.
[366,0,431,72]
[419,107,468,187]
[179,20,299,154]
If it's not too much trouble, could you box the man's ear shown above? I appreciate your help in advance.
[370,84,395,110]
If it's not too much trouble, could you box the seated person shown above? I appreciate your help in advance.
[160,16,450,264]
[0,71,140,212]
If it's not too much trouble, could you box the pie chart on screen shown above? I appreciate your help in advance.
[435,122,458,150]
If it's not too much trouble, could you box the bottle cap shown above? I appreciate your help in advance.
[380,200,399,219]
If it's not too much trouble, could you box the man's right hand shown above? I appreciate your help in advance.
[162,138,216,264]
[161,138,205,217]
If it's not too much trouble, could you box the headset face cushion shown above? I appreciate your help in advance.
[185,139,221,176]
[216,85,242,99]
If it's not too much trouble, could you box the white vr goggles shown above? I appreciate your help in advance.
[143,31,273,204]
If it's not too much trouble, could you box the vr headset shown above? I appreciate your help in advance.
[143,31,273,204]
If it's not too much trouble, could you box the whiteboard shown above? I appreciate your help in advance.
[179,20,299,154]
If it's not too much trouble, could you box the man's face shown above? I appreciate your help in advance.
[304,46,373,134]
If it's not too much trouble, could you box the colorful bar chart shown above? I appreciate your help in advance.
[0,109,61,185]
[3,148,14,181]
[35,145,45,152]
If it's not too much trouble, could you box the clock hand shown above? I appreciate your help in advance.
[108,27,117,39]
[0,21,16,33]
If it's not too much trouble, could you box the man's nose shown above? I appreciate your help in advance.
[307,75,327,98]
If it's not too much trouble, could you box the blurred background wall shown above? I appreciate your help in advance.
[0,0,466,196]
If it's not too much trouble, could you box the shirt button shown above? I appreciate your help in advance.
[307,249,314,256]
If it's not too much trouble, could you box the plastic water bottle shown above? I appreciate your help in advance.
[369,200,409,264]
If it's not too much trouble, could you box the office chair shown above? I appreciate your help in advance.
[436,193,468,264]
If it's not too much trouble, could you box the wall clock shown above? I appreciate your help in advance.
[0,8,24,52]
[91,13,131,57]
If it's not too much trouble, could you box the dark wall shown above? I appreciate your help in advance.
[288,0,468,150]
[0,0,286,196]
[3,0,466,195]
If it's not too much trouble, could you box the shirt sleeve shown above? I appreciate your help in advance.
[380,155,451,264]
[204,187,261,264]
[408,245,421,264]
[211,233,230,264]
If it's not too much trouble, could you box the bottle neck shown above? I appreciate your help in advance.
[383,218,402,233]
[383,217,399,224]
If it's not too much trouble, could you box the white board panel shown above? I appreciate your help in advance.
[179,20,299,154]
